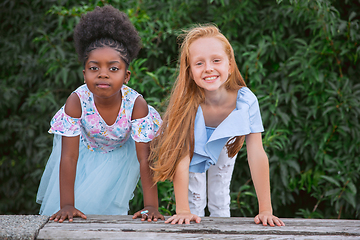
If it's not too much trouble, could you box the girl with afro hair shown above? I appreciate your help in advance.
[36,5,164,222]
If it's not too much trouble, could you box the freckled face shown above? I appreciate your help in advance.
[188,37,231,93]
[83,47,130,101]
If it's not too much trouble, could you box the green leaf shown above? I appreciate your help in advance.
[321,175,341,187]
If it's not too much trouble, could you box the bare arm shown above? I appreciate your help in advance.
[174,155,191,214]
[131,96,164,221]
[59,136,78,210]
[133,141,164,221]
[246,132,284,226]
[165,155,201,224]
[50,93,86,222]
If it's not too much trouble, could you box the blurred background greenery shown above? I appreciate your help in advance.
[1,0,359,219]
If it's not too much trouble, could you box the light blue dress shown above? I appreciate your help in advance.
[36,84,162,216]
[189,87,264,173]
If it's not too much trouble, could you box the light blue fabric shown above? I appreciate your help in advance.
[205,126,216,141]
[189,87,264,173]
[36,134,140,216]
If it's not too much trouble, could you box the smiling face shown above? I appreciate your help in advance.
[83,47,130,101]
[188,37,231,93]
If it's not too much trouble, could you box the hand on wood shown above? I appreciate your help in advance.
[49,205,87,223]
[165,212,201,224]
[132,205,164,222]
[254,211,285,227]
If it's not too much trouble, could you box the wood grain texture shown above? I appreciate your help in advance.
[36,215,360,239]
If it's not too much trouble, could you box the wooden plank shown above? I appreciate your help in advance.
[36,232,360,240]
[37,215,360,240]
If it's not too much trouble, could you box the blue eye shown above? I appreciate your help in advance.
[195,62,203,66]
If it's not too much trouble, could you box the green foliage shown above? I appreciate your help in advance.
[1,0,359,219]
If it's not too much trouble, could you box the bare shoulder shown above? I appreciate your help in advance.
[64,92,81,118]
[132,95,149,120]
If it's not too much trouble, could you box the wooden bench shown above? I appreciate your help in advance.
[36,215,360,239]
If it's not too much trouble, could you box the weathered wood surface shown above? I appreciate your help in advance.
[37,215,360,239]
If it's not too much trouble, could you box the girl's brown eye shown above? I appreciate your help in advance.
[110,67,119,71]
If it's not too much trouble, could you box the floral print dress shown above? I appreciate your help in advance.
[36,84,162,216]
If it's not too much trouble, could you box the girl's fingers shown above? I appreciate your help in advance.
[280,219,285,226]
[262,219,268,226]
[274,218,281,226]
[149,213,156,222]
[268,218,275,227]
[49,209,87,223]
[254,215,260,224]
[254,214,284,227]
[58,215,67,223]
[53,213,62,222]
[165,216,174,223]
[72,211,84,221]
[165,214,200,225]
[171,217,180,225]
[80,212,87,220]
[275,217,285,226]
[260,216,268,226]
[132,211,141,219]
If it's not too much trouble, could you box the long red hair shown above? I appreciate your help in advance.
[150,24,247,183]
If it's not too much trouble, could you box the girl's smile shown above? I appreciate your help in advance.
[203,75,218,82]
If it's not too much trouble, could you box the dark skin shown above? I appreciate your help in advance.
[50,47,164,222]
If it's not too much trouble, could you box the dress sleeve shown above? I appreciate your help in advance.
[131,105,162,143]
[238,87,264,133]
[48,106,81,137]
[249,96,264,133]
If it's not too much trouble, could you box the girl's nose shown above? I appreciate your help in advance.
[98,70,109,78]
[205,63,214,72]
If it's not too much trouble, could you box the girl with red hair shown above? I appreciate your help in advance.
[150,25,284,227]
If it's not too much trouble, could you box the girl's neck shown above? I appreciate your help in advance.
[93,91,122,108]
[201,88,238,128]
[202,88,235,107]
[93,92,122,126]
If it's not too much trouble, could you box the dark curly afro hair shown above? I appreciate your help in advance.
[74,5,141,67]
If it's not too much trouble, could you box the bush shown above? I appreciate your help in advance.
[1,0,359,219]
